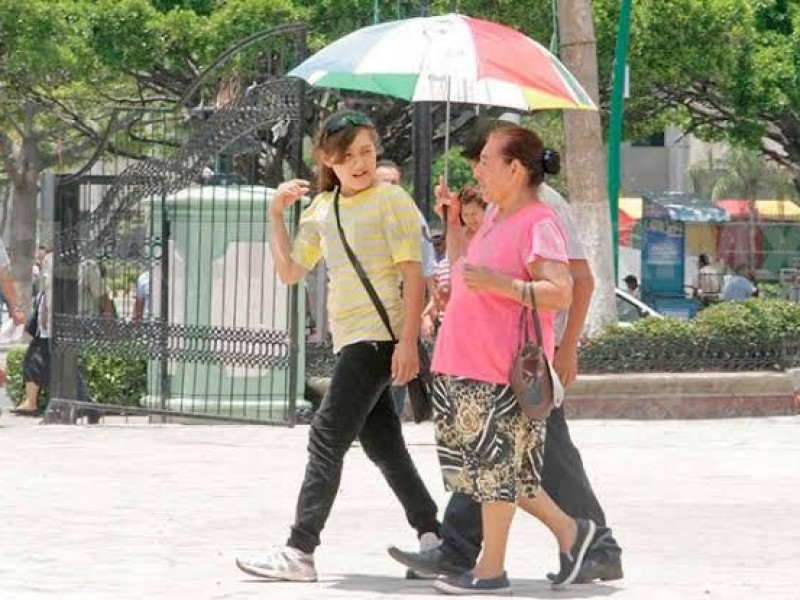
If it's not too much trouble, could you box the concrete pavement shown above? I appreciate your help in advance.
[1,413,799,600]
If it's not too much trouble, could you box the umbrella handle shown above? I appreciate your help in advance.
[441,76,451,237]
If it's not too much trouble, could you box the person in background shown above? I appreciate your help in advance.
[421,185,487,341]
[31,245,47,298]
[722,264,757,301]
[0,235,25,327]
[12,252,113,419]
[696,253,722,305]
[234,110,441,582]
[13,251,54,416]
[375,159,402,187]
[132,271,150,320]
[422,232,448,339]
[623,274,640,298]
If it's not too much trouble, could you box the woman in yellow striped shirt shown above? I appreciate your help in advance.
[235,110,441,582]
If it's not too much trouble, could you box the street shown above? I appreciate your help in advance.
[1,411,799,600]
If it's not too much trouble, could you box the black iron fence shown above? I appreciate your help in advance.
[47,75,309,425]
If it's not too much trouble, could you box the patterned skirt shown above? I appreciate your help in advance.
[433,374,546,503]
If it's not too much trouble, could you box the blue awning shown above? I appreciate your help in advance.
[642,191,730,223]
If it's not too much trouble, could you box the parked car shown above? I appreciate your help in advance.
[616,288,663,324]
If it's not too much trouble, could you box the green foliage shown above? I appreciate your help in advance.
[151,0,215,15]
[582,299,800,372]
[758,282,783,300]
[102,260,142,294]
[431,147,475,193]
[80,351,146,407]
[599,0,800,162]
[3,346,145,407]
[693,298,800,343]
[86,0,166,71]
[4,347,49,408]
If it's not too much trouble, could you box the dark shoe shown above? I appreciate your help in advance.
[404,532,442,580]
[387,545,467,578]
[81,408,102,425]
[433,571,512,595]
[547,529,624,583]
[550,518,596,589]
[574,550,623,583]
[10,407,40,417]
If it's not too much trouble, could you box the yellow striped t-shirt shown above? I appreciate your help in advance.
[291,185,422,352]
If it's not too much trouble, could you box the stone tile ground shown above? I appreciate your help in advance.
[1,413,798,600]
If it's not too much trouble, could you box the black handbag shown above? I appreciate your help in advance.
[509,282,564,420]
[333,187,433,423]
[25,293,41,338]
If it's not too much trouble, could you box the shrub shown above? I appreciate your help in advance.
[580,299,800,373]
[80,351,146,407]
[693,298,800,343]
[2,345,145,407]
[4,347,49,408]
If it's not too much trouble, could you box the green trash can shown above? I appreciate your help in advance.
[142,184,306,422]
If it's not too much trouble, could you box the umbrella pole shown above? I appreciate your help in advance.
[442,76,451,236]
[444,76,451,187]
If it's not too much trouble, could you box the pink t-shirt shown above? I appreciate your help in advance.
[432,202,568,385]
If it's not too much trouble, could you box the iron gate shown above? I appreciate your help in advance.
[46,35,310,425]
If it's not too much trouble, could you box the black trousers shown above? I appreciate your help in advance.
[440,405,620,568]
[288,341,439,554]
[23,337,51,387]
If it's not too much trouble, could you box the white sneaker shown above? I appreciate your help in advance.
[235,545,317,582]
[406,532,442,580]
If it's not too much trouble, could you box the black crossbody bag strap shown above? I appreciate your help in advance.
[332,187,397,342]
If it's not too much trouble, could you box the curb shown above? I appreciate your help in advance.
[306,371,800,420]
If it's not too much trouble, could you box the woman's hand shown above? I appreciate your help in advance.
[433,175,461,225]
[271,179,310,214]
[392,338,419,386]
[462,262,504,293]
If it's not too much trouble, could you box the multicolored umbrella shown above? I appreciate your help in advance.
[289,13,596,112]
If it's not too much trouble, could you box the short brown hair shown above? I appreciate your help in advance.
[313,110,378,192]
[457,184,486,210]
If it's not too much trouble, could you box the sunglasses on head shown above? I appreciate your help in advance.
[324,112,375,137]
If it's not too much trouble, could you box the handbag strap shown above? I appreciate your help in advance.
[333,186,397,342]
[517,282,545,348]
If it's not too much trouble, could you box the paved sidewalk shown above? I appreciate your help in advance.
[1,414,799,600]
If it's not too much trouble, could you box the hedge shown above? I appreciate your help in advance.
[4,346,146,408]
[580,299,800,373]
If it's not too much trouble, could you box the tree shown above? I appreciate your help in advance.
[557,0,617,336]
[0,0,120,307]
[593,0,800,191]
[709,146,797,269]
[0,0,309,308]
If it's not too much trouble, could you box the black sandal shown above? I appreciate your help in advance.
[10,407,40,417]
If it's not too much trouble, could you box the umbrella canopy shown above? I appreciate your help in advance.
[289,13,596,112]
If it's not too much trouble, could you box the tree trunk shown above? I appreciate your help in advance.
[558,0,617,337]
[7,172,38,312]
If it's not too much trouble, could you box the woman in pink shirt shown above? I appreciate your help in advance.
[430,125,596,595]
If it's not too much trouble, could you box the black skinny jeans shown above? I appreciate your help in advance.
[440,405,620,568]
[288,341,439,554]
